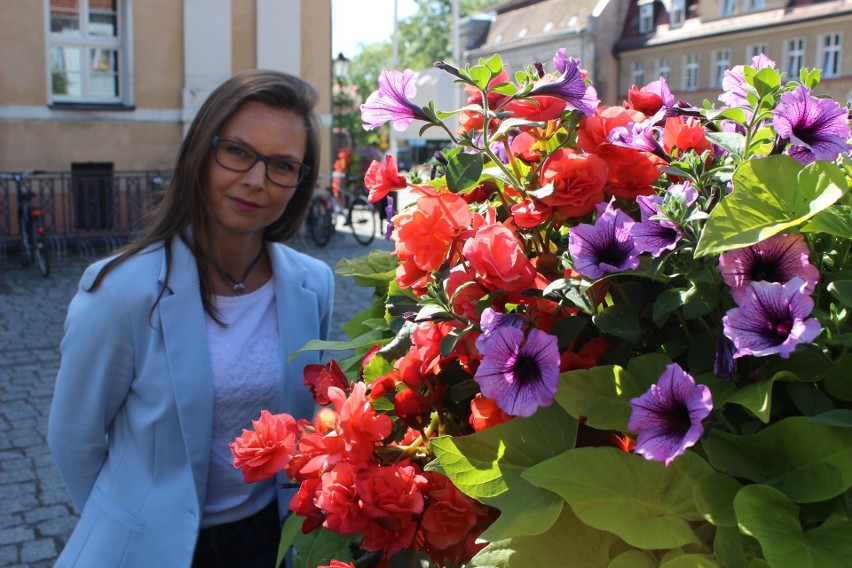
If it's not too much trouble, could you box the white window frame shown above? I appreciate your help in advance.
[638,2,654,34]
[747,43,768,61]
[712,49,731,88]
[632,61,646,87]
[720,0,737,17]
[785,37,805,78]
[45,0,132,105]
[683,53,699,91]
[818,32,841,78]
[670,0,686,27]
[656,57,672,83]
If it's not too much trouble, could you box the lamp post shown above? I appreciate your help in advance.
[332,52,350,159]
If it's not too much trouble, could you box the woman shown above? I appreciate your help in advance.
[48,70,333,568]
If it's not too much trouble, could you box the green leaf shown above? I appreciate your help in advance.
[291,526,354,568]
[523,447,713,549]
[661,555,722,568]
[734,484,852,568]
[289,334,388,360]
[752,67,781,98]
[694,472,743,527]
[800,204,852,239]
[430,404,577,540]
[608,550,657,568]
[809,409,852,427]
[335,249,398,286]
[469,65,492,91]
[653,288,686,327]
[828,280,852,307]
[446,152,483,193]
[704,417,852,502]
[494,117,545,137]
[682,284,721,320]
[713,525,763,568]
[593,304,641,343]
[705,132,746,161]
[824,353,852,401]
[277,513,304,568]
[555,364,648,431]
[694,156,847,257]
[469,505,622,568]
[483,53,504,76]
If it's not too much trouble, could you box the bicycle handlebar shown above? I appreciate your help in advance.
[0,170,46,181]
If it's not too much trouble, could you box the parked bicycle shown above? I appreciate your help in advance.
[305,175,379,247]
[1,170,50,277]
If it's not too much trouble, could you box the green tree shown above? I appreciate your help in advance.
[398,0,497,70]
[341,0,500,150]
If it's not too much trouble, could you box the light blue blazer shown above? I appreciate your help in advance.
[48,236,333,567]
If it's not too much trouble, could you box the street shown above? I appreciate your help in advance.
[0,228,393,567]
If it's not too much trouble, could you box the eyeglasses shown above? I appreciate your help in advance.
[211,137,310,189]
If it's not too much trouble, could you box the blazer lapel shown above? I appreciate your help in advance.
[269,245,321,420]
[157,237,214,507]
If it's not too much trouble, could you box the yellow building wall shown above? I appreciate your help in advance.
[302,0,333,181]
[135,0,185,109]
[233,0,258,73]
[0,2,47,106]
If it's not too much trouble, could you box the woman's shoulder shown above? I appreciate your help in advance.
[271,242,330,271]
[80,243,166,291]
[269,242,333,286]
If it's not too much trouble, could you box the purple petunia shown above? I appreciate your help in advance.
[630,195,679,257]
[526,50,599,116]
[568,200,640,279]
[475,307,525,352]
[722,277,821,359]
[771,85,851,164]
[718,54,776,109]
[473,326,560,418]
[628,363,713,467]
[719,233,819,303]
[607,117,662,153]
[361,69,431,132]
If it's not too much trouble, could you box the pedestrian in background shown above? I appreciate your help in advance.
[48,70,333,568]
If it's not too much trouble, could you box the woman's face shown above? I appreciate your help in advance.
[205,100,307,246]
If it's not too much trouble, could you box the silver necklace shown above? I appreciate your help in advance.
[221,247,264,295]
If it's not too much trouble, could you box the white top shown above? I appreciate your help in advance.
[202,278,281,527]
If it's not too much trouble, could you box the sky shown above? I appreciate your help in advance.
[331,0,419,59]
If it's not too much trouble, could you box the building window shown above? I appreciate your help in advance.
[720,0,737,16]
[670,0,686,27]
[818,33,841,78]
[785,37,805,77]
[632,61,646,87]
[48,0,127,104]
[638,2,654,34]
[747,43,768,60]
[713,49,731,88]
[683,53,699,91]
[656,57,672,83]
[744,0,764,11]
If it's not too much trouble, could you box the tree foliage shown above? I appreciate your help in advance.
[341,0,500,150]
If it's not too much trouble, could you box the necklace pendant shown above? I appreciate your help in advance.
[233,282,246,295]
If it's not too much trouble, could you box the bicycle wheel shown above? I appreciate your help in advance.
[33,223,50,278]
[308,197,334,247]
[349,197,376,246]
[19,215,33,266]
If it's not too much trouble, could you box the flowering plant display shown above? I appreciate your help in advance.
[233,50,852,567]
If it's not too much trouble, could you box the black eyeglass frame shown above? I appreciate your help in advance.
[211,136,310,189]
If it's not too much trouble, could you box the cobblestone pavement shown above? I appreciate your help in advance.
[0,228,393,567]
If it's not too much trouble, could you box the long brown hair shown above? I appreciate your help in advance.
[88,70,321,320]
